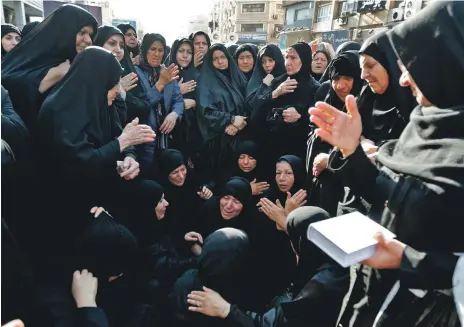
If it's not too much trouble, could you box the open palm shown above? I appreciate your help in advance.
[309,95,362,156]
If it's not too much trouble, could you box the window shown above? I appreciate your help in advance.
[316,4,332,23]
[240,23,264,32]
[242,3,265,13]
[295,8,311,21]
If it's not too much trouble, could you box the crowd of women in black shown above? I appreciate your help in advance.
[1,1,463,327]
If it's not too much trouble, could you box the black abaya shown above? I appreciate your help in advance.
[1,4,98,129]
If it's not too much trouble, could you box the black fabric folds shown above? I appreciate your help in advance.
[246,44,285,98]
[160,149,185,176]
[93,25,124,48]
[21,21,39,38]
[1,4,98,128]
[196,43,248,144]
[357,32,416,144]
[227,44,239,56]
[378,0,464,197]
[233,43,258,81]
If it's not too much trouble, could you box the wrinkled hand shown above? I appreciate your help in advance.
[363,233,405,269]
[273,77,298,98]
[159,64,180,85]
[232,116,247,130]
[2,320,24,327]
[185,231,203,244]
[284,190,307,214]
[120,72,138,92]
[179,78,197,95]
[312,153,330,177]
[160,112,178,134]
[197,186,213,200]
[119,117,156,148]
[258,197,287,231]
[54,59,71,79]
[250,179,269,195]
[72,269,98,308]
[309,95,362,158]
[117,156,140,180]
[90,206,107,218]
[184,99,197,110]
[283,107,301,123]
[225,124,239,136]
[188,287,231,318]
[194,52,204,68]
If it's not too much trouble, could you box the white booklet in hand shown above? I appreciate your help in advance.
[307,211,396,268]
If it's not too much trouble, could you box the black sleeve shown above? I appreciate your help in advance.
[125,87,151,123]
[113,96,128,127]
[247,83,274,113]
[72,307,109,327]
[328,145,380,204]
[399,247,459,290]
[1,86,30,160]
[314,81,331,103]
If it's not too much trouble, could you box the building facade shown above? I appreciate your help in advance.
[209,0,285,45]
[280,0,429,50]
[1,0,44,28]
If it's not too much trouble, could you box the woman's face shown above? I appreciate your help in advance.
[2,32,20,52]
[285,48,302,76]
[176,42,193,68]
[193,34,208,56]
[360,54,389,94]
[147,40,164,68]
[220,195,243,220]
[124,28,138,48]
[155,194,169,220]
[238,154,257,173]
[107,82,121,106]
[332,76,354,101]
[262,55,275,74]
[237,50,254,73]
[168,164,187,186]
[104,34,125,62]
[312,52,328,74]
[212,50,228,70]
[275,161,295,193]
[76,25,94,53]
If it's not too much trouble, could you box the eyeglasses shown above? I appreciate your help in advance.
[213,55,227,63]
[125,32,137,38]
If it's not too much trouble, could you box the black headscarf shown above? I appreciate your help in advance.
[93,25,124,48]
[221,176,253,208]
[75,211,138,280]
[21,21,39,38]
[127,180,166,247]
[160,149,185,176]
[117,23,140,58]
[233,140,262,182]
[1,4,98,128]
[138,33,168,86]
[233,43,258,81]
[227,44,239,56]
[188,31,211,48]
[246,44,286,98]
[1,24,21,56]
[169,228,249,324]
[271,42,316,109]
[311,49,331,81]
[324,50,362,110]
[378,0,464,197]
[167,38,199,99]
[319,40,361,83]
[357,31,416,144]
[37,47,122,174]
[266,155,306,206]
[196,43,248,144]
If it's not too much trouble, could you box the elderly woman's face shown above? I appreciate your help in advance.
[312,52,328,74]
[360,54,389,94]
[285,48,302,76]
[220,195,243,220]
[332,76,354,101]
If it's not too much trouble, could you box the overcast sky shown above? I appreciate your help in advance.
[112,0,214,44]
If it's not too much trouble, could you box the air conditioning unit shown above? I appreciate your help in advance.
[388,8,404,22]
[342,1,356,15]
[338,16,348,25]
[404,0,422,20]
